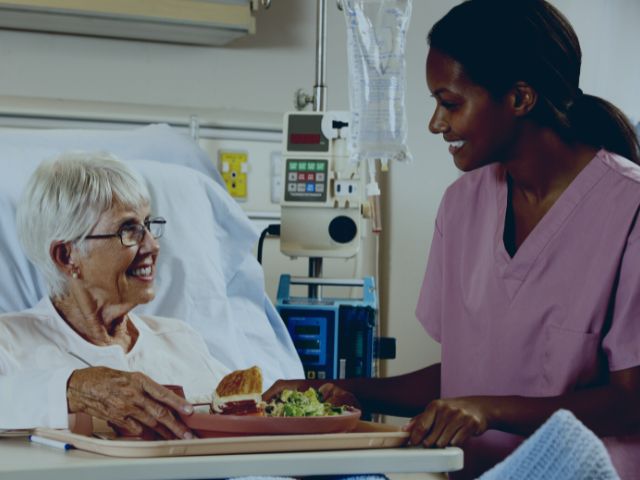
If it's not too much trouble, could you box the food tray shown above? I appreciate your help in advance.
[181,408,361,437]
[33,421,409,458]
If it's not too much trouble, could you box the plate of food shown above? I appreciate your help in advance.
[180,366,361,438]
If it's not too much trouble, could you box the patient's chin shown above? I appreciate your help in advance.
[127,285,155,306]
[139,288,155,304]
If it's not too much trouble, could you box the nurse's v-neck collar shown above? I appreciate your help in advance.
[37,296,145,360]
[493,149,609,297]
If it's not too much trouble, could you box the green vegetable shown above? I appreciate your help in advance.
[265,388,346,417]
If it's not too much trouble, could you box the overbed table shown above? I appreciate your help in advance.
[0,436,463,480]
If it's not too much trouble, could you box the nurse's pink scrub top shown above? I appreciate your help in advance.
[416,149,640,479]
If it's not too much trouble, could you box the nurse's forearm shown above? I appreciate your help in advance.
[487,376,640,437]
[268,364,442,417]
[336,363,442,417]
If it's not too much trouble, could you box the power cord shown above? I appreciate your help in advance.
[257,223,280,264]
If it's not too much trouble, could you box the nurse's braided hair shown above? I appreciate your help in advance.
[428,0,640,164]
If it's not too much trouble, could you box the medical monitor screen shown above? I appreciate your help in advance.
[290,133,322,145]
[287,114,329,152]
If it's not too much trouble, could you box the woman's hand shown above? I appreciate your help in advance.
[66,366,195,440]
[404,396,492,448]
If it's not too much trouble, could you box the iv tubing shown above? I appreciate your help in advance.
[367,158,382,233]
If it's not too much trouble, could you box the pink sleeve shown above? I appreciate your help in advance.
[603,219,640,371]
[415,201,445,343]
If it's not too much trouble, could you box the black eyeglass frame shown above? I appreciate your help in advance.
[84,217,166,247]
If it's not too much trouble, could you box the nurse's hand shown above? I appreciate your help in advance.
[263,378,310,401]
[404,397,491,448]
[263,380,360,408]
[318,383,361,409]
[66,366,195,440]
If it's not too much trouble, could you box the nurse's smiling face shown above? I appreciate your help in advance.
[426,48,516,172]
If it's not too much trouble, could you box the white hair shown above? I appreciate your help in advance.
[16,151,150,298]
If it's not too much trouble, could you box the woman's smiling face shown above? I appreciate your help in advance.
[72,201,160,313]
[426,47,517,172]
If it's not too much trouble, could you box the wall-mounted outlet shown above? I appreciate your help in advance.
[219,150,248,200]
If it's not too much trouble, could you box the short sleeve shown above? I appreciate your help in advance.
[415,200,445,343]
[603,220,640,371]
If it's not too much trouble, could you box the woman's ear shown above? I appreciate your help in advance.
[510,81,537,117]
[50,241,76,277]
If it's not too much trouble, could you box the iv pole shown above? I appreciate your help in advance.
[291,0,347,298]
[307,0,328,298]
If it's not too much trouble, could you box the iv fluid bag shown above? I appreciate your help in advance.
[344,0,412,164]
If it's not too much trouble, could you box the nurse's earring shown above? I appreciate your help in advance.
[71,269,79,279]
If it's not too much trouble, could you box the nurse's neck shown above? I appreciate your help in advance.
[501,128,598,257]
[504,126,597,204]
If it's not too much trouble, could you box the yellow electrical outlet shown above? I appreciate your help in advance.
[219,151,248,200]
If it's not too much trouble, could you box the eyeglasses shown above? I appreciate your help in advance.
[84,217,166,247]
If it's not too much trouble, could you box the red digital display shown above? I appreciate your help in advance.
[290,133,322,145]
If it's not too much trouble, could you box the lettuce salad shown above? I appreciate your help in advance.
[265,388,346,417]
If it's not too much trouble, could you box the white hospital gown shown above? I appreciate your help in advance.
[0,297,229,429]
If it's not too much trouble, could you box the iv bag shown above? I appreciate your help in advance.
[344,0,412,164]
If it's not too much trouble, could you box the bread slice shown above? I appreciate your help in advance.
[212,365,264,415]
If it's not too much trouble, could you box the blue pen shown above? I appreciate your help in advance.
[29,435,74,450]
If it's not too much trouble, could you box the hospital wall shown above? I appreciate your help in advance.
[0,0,638,379]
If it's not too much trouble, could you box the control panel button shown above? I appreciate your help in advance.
[283,159,328,203]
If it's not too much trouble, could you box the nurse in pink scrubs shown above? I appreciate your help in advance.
[265,1,640,478]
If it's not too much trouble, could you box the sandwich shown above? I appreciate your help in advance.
[211,365,265,415]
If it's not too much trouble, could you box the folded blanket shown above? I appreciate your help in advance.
[479,409,620,480]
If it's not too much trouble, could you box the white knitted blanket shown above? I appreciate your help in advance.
[479,409,620,479]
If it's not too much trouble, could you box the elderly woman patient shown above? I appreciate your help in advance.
[0,152,230,439]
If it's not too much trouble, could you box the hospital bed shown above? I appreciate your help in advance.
[0,123,303,387]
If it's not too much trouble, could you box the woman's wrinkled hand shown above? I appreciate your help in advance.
[318,383,361,409]
[66,366,195,440]
[404,397,491,448]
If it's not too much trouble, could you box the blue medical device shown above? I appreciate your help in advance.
[276,275,377,380]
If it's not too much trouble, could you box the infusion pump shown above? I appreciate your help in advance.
[280,111,363,259]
